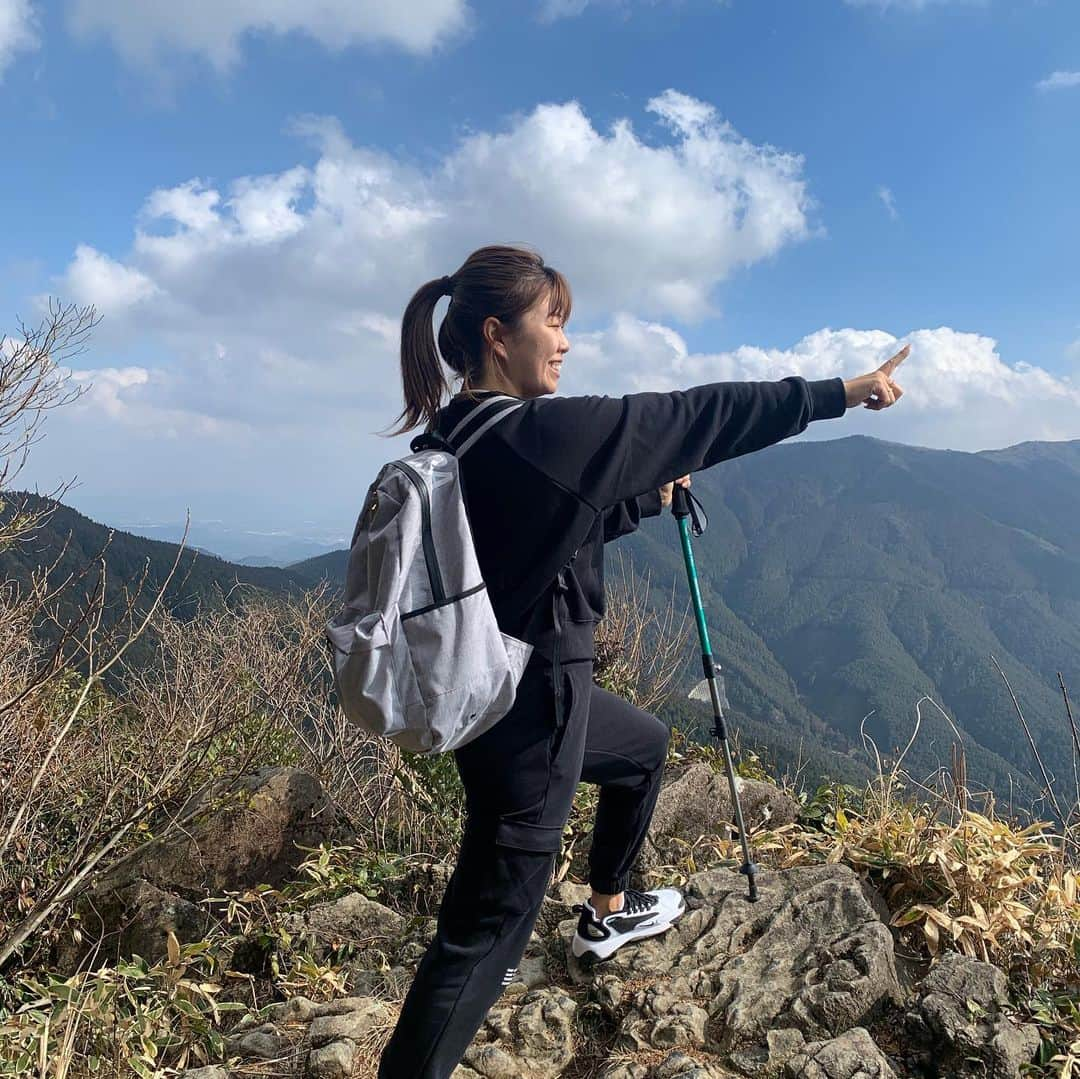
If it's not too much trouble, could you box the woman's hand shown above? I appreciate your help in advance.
[843,344,909,410]
[659,474,692,507]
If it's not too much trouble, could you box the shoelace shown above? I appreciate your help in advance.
[571,888,658,922]
[619,887,658,916]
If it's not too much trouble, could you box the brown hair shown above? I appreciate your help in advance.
[388,244,572,436]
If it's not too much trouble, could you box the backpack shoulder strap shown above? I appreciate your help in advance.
[445,394,525,457]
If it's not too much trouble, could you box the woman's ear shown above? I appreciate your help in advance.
[483,315,509,364]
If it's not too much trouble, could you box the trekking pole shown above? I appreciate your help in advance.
[671,484,759,903]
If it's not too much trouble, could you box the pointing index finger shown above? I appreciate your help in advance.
[880,343,910,374]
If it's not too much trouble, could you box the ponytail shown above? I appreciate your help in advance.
[387,244,572,437]
[390,277,453,436]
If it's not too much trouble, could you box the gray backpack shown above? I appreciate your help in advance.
[325,394,534,755]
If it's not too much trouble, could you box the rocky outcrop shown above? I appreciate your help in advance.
[782,1028,899,1078]
[563,863,902,1054]
[637,763,799,875]
[903,952,1041,1078]
[57,768,345,972]
[207,861,1041,1079]
[147,766,1035,1079]
[56,877,212,973]
[282,891,408,960]
[114,766,348,896]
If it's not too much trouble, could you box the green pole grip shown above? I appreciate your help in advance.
[676,517,713,658]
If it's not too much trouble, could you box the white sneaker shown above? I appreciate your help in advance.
[570,886,686,962]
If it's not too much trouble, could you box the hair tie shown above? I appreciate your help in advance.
[439,275,455,296]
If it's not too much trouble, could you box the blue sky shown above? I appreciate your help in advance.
[1,0,1078,545]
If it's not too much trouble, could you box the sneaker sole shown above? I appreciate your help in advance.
[571,902,686,962]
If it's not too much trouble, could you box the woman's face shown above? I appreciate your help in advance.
[486,289,570,398]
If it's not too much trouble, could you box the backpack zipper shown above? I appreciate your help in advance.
[392,461,446,606]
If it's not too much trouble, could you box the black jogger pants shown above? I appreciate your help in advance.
[377,656,671,1078]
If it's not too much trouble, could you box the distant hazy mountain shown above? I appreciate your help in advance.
[86,518,346,566]
[0,493,316,698]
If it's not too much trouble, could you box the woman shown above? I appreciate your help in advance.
[379,244,907,1077]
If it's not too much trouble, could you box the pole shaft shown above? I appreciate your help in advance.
[675,513,759,902]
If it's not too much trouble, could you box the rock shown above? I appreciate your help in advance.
[56,878,212,973]
[390,860,454,916]
[311,994,386,1018]
[727,1027,806,1077]
[600,1064,651,1079]
[614,980,706,1054]
[307,1039,356,1079]
[226,1024,284,1060]
[308,999,392,1049]
[283,995,318,1023]
[102,767,346,896]
[179,1068,229,1079]
[461,987,577,1077]
[904,952,1040,1078]
[282,891,406,961]
[601,1053,737,1078]
[550,880,591,909]
[253,995,317,1026]
[654,1052,736,1077]
[560,863,900,1056]
[782,1027,898,1078]
[512,987,579,1073]
[515,953,548,990]
[637,764,798,875]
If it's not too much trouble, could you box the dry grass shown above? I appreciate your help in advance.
[1,304,1078,1076]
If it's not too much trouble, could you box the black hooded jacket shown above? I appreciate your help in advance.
[431,376,847,667]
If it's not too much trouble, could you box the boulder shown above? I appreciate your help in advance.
[104,767,347,897]
[56,877,212,972]
[904,952,1041,1078]
[637,764,798,875]
[282,891,407,962]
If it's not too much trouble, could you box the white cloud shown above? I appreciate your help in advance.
[32,91,1077,528]
[877,185,898,220]
[66,0,472,71]
[558,317,1080,451]
[65,245,160,314]
[29,92,814,518]
[1036,71,1080,92]
[0,0,38,79]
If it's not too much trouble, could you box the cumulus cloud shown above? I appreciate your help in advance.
[65,245,160,313]
[0,0,38,79]
[34,91,1073,531]
[54,90,812,343]
[66,0,472,71]
[558,317,1080,451]
[1036,71,1080,92]
[31,92,815,518]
